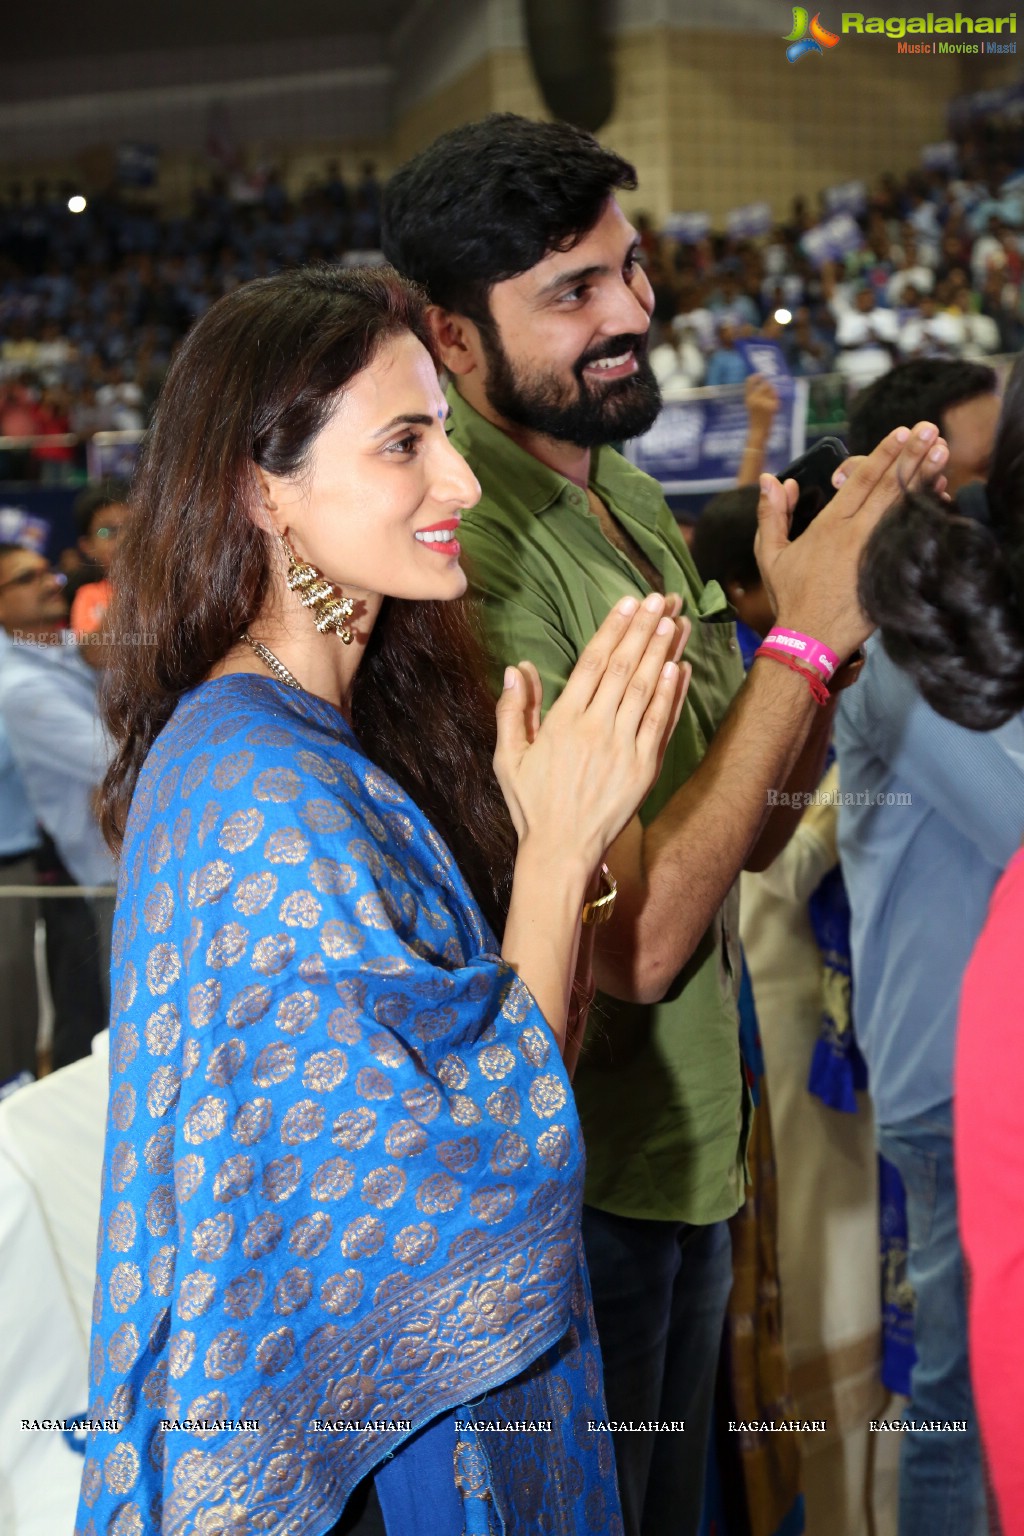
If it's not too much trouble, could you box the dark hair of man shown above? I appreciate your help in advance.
[847,360,998,455]
[689,488,761,592]
[380,113,637,330]
[859,352,1024,731]
[73,478,131,539]
[98,264,515,937]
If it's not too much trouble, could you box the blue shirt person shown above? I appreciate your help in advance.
[0,713,39,858]
[835,635,1024,1536]
[0,632,115,890]
[835,638,1024,1128]
[0,701,41,1083]
[0,542,113,1075]
[704,321,750,388]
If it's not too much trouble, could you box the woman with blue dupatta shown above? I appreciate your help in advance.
[74,264,691,1536]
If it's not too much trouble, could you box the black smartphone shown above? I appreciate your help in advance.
[779,436,849,538]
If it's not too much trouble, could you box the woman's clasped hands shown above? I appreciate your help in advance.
[493,592,691,875]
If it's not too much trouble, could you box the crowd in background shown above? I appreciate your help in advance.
[1,127,1024,476]
[0,160,385,466]
[2,108,1024,1536]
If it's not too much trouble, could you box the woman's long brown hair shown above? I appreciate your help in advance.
[99,263,515,936]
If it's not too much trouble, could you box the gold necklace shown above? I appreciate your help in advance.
[242,632,302,692]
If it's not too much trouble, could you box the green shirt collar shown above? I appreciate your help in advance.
[446,384,665,530]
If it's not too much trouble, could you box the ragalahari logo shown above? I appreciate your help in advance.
[784,8,841,60]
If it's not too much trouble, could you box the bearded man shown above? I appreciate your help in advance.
[383,114,947,1536]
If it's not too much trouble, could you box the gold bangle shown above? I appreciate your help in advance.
[581,863,617,926]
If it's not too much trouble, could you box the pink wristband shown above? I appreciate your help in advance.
[760,627,839,681]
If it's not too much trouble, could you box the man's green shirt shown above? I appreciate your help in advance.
[448,387,749,1224]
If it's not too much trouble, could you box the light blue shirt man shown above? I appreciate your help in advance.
[835,638,1024,1126]
[0,716,39,858]
[0,633,115,889]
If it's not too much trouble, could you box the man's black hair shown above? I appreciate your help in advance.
[859,354,1024,730]
[690,487,761,593]
[848,360,998,455]
[73,478,130,539]
[381,114,637,327]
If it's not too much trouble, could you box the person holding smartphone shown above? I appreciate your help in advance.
[382,113,951,1536]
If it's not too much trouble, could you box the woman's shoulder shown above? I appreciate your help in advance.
[167,673,343,750]
[110,672,485,1002]
[114,672,475,951]
[122,676,372,853]
[118,674,459,882]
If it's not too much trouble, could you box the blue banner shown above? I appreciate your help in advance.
[0,504,49,553]
[726,200,774,239]
[921,140,958,172]
[624,378,808,495]
[734,338,790,381]
[824,179,868,216]
[86,435,142,481]
[949,78,1024,130]
[801,212,864,267]
[663,211,711,244]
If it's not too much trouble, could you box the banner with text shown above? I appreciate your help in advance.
[624,378,808,495]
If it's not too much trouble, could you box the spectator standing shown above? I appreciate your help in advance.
[0,377,42,479]
[980,267,1024,353]
[33,320,77,386]
[0,543,115,1066]
[947,284,1000,359]
[705,318,749,386]
[693,488,885,1536]
[886,232,936,307]
[67,478,130,634]
[323,158,351,217]
[900,291,966,360]
[30,384,73,481]
[670,275,717,353]
[0,581,41,1082]
[709,267,760,330]
[856,353,1024,1536]
[353,160,383,247]
[834,377,1006,1536]
[649,324,704,397]
[831,285,900,389]
[95,365,144,430]
[782,305,834,377]
[970,214,1019,289]
[848,360,1000,496]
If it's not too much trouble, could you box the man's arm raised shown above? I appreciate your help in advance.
[594,420,950,1004]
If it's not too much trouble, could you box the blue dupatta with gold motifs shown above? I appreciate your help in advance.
[75,674,622,1536]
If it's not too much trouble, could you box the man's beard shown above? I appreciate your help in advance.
[478,326,663,449]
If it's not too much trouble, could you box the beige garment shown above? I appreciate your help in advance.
[741,764,891,1536]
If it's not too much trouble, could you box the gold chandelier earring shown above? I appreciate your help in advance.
[280,536,355,645]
